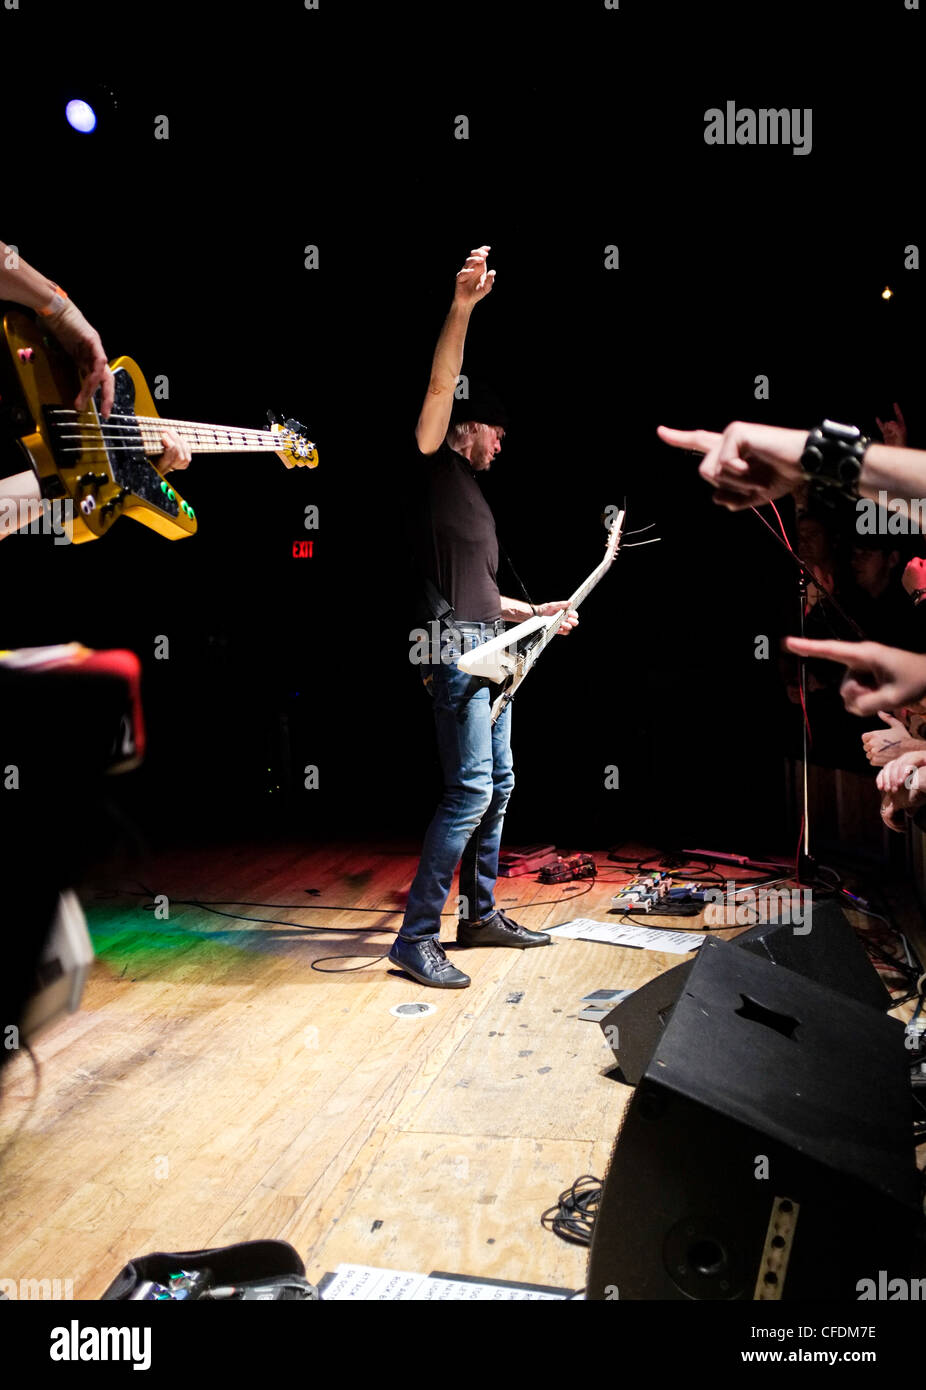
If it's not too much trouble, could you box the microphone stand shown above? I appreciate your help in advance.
[796,565,815,883]
[685,503,862,885]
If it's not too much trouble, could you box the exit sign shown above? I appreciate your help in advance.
[292,540,314,558]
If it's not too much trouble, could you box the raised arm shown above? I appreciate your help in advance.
[415,245,495,455]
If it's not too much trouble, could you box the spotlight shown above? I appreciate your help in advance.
[65,99,97,134]
[881,286,894,300]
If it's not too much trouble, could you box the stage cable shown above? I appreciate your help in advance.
[92,880,597,973]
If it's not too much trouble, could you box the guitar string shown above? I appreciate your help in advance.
[46,416,309,455]
[491,550,621,719]
[55,430,282,440]
[52,423,286,442]
[57,443,288,454]
[51,427,293,445]
[529,527,622,644]
[47,408,308,446]
[55,429,285,442]
[50,408,292,432]
[513,547,621,665]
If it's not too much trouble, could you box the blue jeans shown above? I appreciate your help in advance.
[400,630,514,942]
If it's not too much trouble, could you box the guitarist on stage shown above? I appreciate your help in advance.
[0,240,190,537]
[388,246,578,990]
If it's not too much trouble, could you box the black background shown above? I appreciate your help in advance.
[1,0,923,861]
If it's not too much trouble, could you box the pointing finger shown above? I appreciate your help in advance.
[657,425,723,455]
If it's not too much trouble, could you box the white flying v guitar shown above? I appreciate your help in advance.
[457,509,626,723]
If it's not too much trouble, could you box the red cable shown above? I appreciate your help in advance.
[768,499,794,551]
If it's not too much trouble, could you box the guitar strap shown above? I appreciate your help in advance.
[419,546,531,625]
[497,538,535,610]
[422,575,455,625]
[417,574,485,719]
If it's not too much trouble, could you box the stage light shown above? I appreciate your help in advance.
[881,286,894,300]
[65,99,97,134]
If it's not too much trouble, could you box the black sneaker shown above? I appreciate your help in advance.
[456,909,552,949]
[388,936,471,988]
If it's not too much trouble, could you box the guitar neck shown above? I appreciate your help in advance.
[530,557,615,658]
[132,414,284,456]
[569,558,614,612]
[487,512,624,723]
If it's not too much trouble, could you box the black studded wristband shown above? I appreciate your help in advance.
[800,420,869,501]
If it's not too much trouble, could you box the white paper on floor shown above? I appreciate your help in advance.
[546,918,705,954]
[321,1263,567,1300]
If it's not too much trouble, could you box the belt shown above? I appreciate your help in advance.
[445,617,506,638]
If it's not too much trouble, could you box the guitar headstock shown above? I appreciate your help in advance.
[604,507,625,560]
[269,414,319,469]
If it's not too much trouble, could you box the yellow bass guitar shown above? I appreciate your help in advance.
[0,307,318,544]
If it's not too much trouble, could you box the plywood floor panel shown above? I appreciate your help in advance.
[1,839,907,1301]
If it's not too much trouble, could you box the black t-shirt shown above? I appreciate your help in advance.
[409,440,500,623]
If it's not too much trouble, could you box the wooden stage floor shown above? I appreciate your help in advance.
[0,841,919,1299]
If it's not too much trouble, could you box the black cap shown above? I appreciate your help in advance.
[450,378,508,429]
